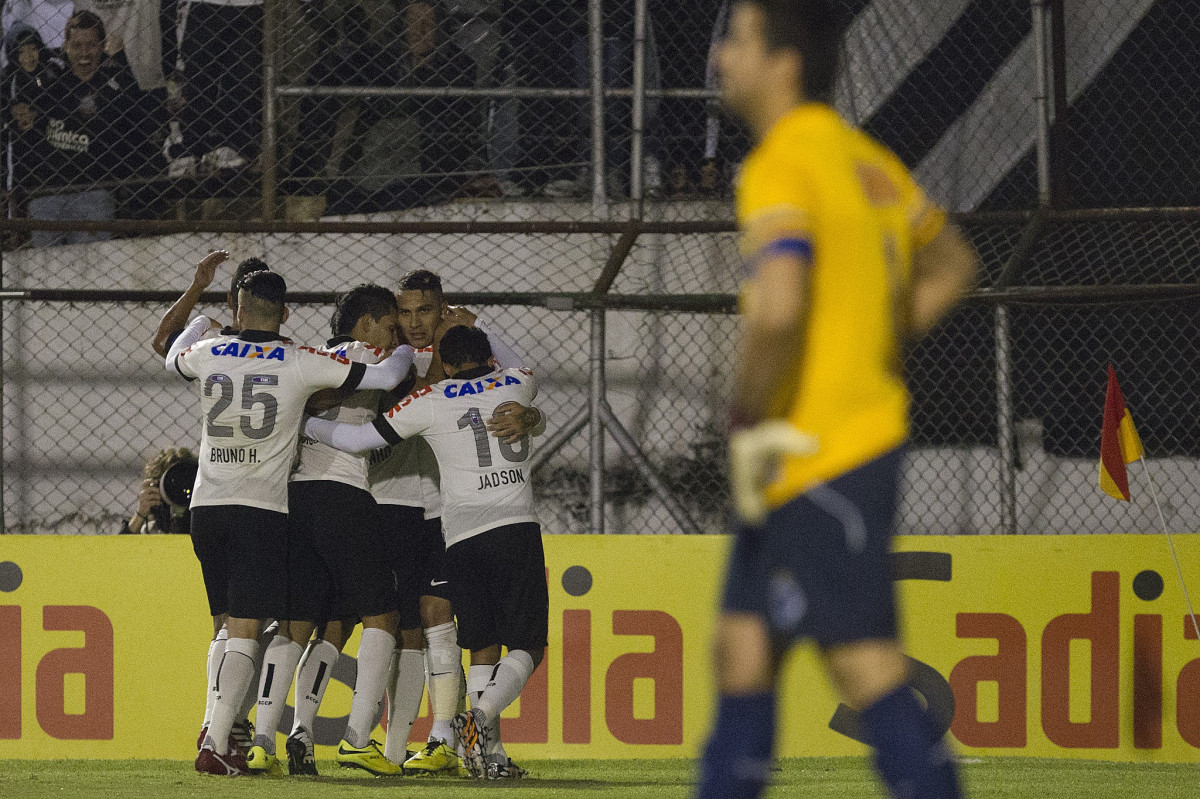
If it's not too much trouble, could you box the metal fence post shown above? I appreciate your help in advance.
[0,239,4,529]
[589,307,606,535]
[1032,0,1053,209]
[261,0,279,221]
[630,0,647,211]
[995,305,1016,535]
[990,1,1056,534]
[589,0,607,208]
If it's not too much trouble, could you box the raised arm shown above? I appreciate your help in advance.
[164,313,214,376]
[478,323,524,368]
[152,250,228,357]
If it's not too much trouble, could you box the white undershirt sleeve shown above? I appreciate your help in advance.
[356,345,415,390]
[304,416,391,454]
[164,314,214,375]
[476,322,524,368]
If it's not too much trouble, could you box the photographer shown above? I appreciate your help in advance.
[119,447,197,534]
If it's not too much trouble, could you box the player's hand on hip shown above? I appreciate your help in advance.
[729,420,818,527]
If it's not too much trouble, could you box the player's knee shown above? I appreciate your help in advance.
[520,647,544,671]
[713,613,774,694]
[399,627,424,649]
[823,639,908,709]
[419,595,453,627]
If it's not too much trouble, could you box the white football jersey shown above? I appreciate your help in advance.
[374,367,538,547]
[174,332,363,513]
[369,346,438,509]
[290,338,387,490]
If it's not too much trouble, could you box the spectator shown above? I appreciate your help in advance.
[28,10,162,245]
[3,23,59,205]
[28,10,162,247]
[1,0,73,53]
[496,0,661,199]
[178,0,262,171]
[119,447,196,534]
[405,0,500,201]
[288,3,405,193]
[489,1,583,196]
[73,0,167,91]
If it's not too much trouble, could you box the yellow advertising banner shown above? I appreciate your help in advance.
[2,534,1200,762]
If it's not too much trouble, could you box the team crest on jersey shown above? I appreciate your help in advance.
[386,385,433,417]
[443,374,522,399]
[211,341,286,360]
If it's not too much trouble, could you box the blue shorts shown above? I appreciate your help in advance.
[721,447,904,649]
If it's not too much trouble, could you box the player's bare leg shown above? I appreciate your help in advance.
[822,639,908,708]
[823,640,959,799]
[697,612,781,799]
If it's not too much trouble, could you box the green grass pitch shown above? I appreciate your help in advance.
[1,757,1197,798]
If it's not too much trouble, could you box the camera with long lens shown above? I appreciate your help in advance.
[159,456,199,512]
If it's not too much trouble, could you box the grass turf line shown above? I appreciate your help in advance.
[0,757,1197,798]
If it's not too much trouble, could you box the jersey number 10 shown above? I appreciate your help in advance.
[458,407,529,467]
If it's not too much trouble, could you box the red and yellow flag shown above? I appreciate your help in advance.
[1099,364,1144,501]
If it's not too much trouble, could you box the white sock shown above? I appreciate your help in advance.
[344,628,397,749]
[203,629,228,728]
[207,637,259,755]
[252,637,303,754]
[383,649,427,763]
[425,623,461,746]
[474,650,535,723]
[490,717,507,759]
[466,664,498,755]
[237,621,278,724]
[292,639,339,736]
[475,651,534,757]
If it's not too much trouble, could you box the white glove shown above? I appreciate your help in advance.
[729,420,818,526]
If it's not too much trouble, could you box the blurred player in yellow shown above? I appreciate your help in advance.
[699,2,978,798]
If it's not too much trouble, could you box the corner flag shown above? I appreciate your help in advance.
[1099,364,1144,501]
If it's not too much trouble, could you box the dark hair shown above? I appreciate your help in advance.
[439,326,492,369]
[230,257,269,298]
[331,283,397,337]
[238,270,287,306]
[397,269,443,297]
[64,10,106,44]
[741,0,842,103]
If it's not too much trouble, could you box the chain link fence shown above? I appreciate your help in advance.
[3,2,1200,535]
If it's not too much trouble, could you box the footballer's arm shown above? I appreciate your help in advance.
[909,222,978,338]
[487,401,546,443]
[304,415,394,454]
[352,345,417,390]
[152,250,228,357]
[163,313,215,377]
[732,253,811,425]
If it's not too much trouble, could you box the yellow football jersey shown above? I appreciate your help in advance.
[735,103,946,506]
